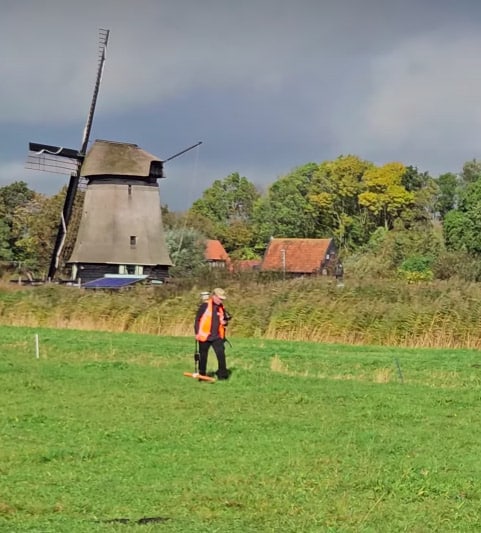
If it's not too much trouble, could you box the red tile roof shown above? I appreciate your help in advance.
[204,239,230,261]
[261,238,334,273]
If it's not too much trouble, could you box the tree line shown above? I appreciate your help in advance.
[2,154,481,280]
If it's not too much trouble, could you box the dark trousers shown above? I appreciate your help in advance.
[198,338,228,379]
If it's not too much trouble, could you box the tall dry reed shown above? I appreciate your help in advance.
[2,277,481,348]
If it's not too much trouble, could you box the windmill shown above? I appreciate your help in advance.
[26,29,200,286]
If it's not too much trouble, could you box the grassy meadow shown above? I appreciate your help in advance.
[1,325,481,531]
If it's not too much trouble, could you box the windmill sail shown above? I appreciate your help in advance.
[80,28,109,156]
[25,143,80,175]
[32,29,110,280]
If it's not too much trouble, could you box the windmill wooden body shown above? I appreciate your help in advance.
[25,29,195,286]
[67,139,172,283]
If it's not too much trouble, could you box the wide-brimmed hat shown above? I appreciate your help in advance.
[213,287,227,300]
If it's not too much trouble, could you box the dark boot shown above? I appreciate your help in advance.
[212,339,228,380]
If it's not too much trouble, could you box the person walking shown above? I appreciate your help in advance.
[335,261,344,282]
[194,287,230,380]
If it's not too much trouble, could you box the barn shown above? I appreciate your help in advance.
[261,238,337,276]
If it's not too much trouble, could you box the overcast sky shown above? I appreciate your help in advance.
[2,0,481,210]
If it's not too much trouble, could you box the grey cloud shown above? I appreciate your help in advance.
[3,0,481,208]
[332,29,481,174]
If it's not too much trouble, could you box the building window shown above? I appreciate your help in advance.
[130,235,137,247]
[119,264,140,275]
[208,260,226,269]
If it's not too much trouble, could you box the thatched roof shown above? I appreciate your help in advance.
[80,139,162,177]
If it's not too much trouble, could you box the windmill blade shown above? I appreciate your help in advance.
[80,28,110,154]
[25,143,80,175]
[47,28,110,280]
[28,143,80,159]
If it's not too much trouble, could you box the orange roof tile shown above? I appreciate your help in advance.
[204,239,230,261]
[261,238,334,273]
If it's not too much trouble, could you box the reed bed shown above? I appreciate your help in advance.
[2,277,481,348]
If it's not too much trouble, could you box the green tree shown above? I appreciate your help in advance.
[165,227,208,278]
[219,220,256,258]
[401,166,430,192]
[0,219,12,261]
[443,210,471,252]
[460,159,481,185]
[443,179,481,254]
[400,166,437,226]
[435,172,458,219]
[163,205,217,238]
[351,220,444,279]
[190,172,260,256]
[191,172,260,230]
[0,181,35,218]
[0,181,36,262]
[11,190,65,275]
[252,163,319,248]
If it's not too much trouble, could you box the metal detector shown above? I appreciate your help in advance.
[183,340,215,382]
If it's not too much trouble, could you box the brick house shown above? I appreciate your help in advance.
[260,238,337,276]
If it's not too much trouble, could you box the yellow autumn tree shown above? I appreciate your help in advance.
[308,154,372,247]
[359,162,414,229]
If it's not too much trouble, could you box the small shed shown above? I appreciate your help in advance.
[204,239,231,270]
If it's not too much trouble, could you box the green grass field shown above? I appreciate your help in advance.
[1,325,480,532]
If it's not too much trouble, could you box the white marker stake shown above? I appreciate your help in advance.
[35,334,39,359]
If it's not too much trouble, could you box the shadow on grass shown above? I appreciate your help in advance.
[207,367,236,380]
[102,516,170,525]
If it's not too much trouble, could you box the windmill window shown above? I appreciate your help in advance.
[130,235,137,247]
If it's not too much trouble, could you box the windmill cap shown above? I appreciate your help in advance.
[213,288,227,300]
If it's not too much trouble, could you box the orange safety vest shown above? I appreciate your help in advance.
[196,298,225,341]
